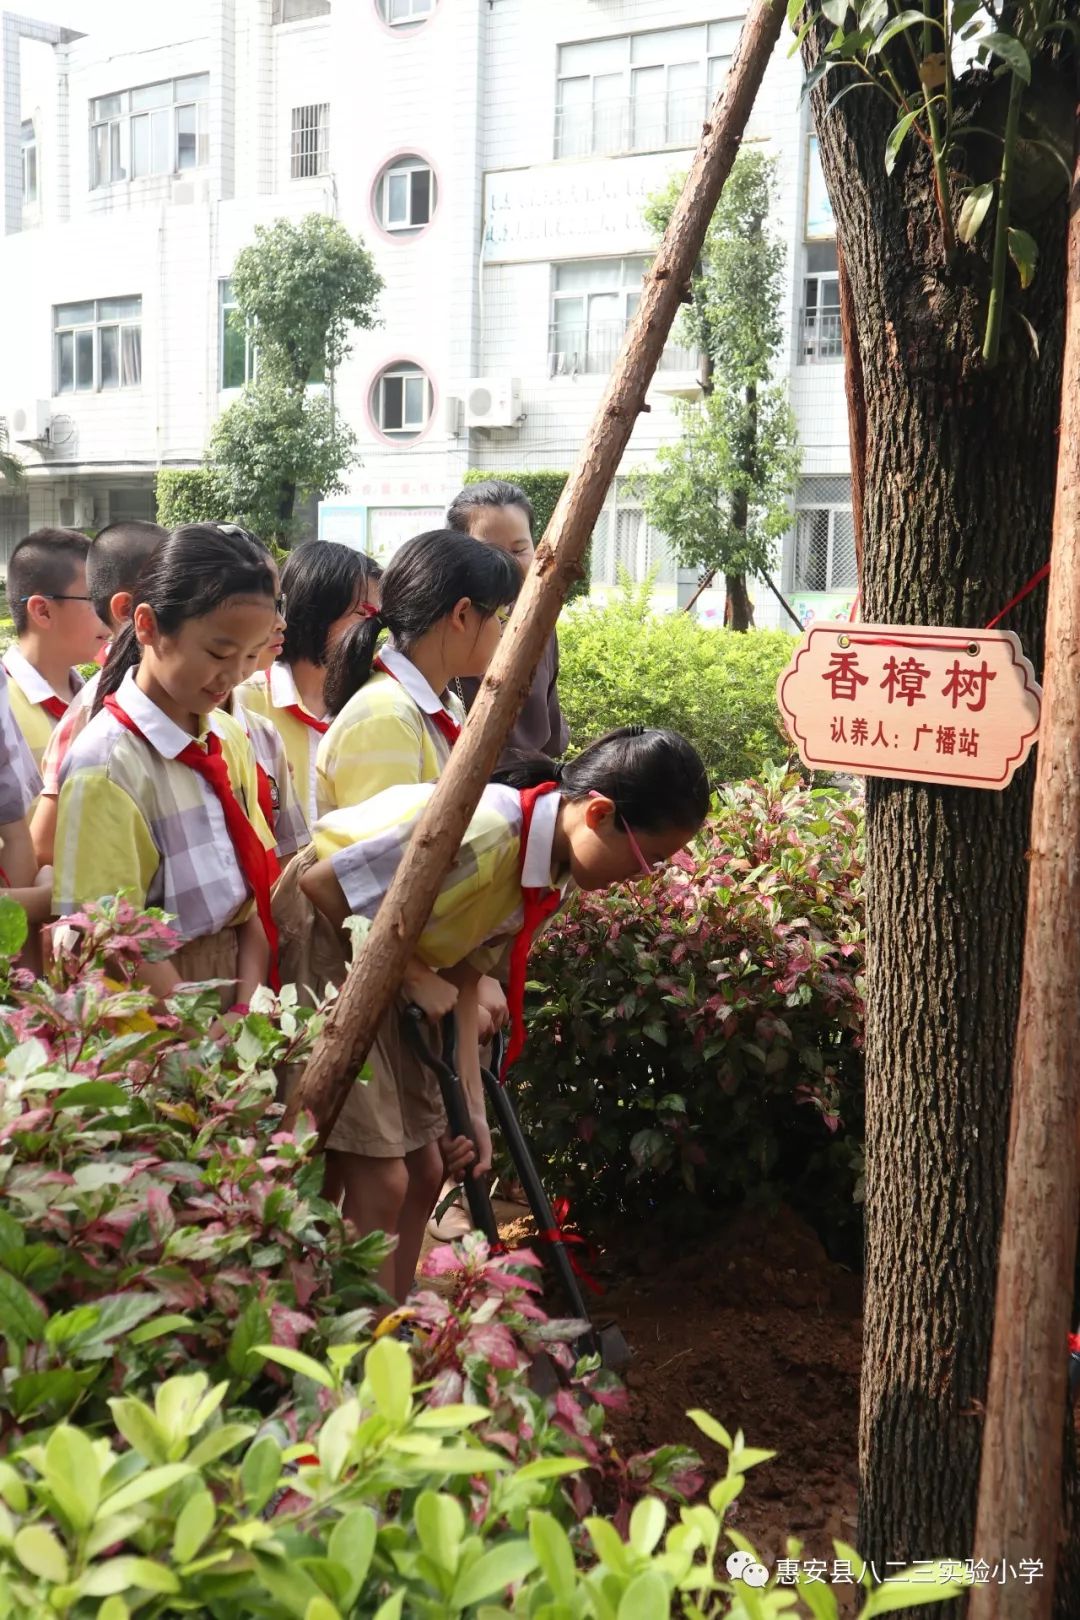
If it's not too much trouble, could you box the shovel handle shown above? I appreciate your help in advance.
[402,1006,501,1248]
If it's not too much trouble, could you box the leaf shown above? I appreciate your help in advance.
[861,1567,970,1615]
[107,1397,170,1465]
[530,1510,577,1601]
[629,1497,667,1556]
[412,1404,490,1430]
[869,10,936,56]
[173,1489,216,1565]
[415,1490,466,1573]
[617,1569,671,1618]
[0,896,29,958]
[317,1398,359,1484]
[185,1422,257,1468]
[328,1507,376,1597]
[0,1268,46,1345]
[1008,227,1038,290]
[786,0,804,26]
[54,1082,129,1111]
[305,1600,342,1620]
[957,181,995,244]
[364,1335,412,1425]
[452,1540,539,1606]
[129,1314,198,1345]
[103,1463,193,1515]
[687,1410,733,1450]
[820,0,849,25]
[45,1425,100,1533]
[980,30,1031,83]
[227,1300,271,1378]
[80,1558,180,1597]
[799,1577,841,1620]
[254,1343,335,1389]
[884,107,922,176]
[373,1592,405,1620]
[13,1525,69,1583]
[240,1435,283,1513]
[9,1368,97,1422]
[76,1293,160,1348]
[513,1457,586,1481]
[826,80,877,115]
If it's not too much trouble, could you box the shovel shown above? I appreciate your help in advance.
[402,1007,629,1371]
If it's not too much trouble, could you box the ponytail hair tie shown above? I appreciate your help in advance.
[551,760,565,783]
[627,723,645,737]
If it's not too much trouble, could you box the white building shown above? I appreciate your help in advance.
[0,0,854,626]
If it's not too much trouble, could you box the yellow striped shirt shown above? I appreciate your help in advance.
[2,646,84,771]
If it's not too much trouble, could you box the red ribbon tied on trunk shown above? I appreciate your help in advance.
[538,1196,603,1295]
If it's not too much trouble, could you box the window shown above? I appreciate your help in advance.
[590,481,676,588]
[108,486,156,522]
[375,155,435,233]
[274,0,330,19]
[54,297,142,393]
[219,280,256,388]
[371,363,433,441]
[801,242,842,363]
[791,477,856,592]
[805,134,835,240]
[378,0,436,26]
[21,121,37,206]
[555,21,738,159]
[291,103,330,179]
[549,258,697,375]
[90,75,209,188]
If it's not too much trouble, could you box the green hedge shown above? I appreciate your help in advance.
[155,467,235,529]
[463,469,591,601]
[558,582,795,782]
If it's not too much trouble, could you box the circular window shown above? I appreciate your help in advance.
[369,361,434,444]
[372,153,437,239]
[375,0,438,33]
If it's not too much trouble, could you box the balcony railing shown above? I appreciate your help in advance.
[548,319,699,378]
[554,86,714,160]
[800,308,843,363]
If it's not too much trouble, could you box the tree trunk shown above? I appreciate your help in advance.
[805,29,1070,1613]
[724,573,755,630]
[278,480,296,530]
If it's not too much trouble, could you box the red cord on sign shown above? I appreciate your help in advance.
[984,562,1051,629]
[537,1197,603,1295]
[833,562,1049,641]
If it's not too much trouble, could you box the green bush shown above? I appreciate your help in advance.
[515,770,865,1249]
[463,469,591,602]
[155,468,236,530]
[558,581,796,782]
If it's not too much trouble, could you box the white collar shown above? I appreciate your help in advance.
[114,668,225,760]
[379,645,457,721]
[522,788,562,889]
[267,660,307,713]
[2,644,82,705]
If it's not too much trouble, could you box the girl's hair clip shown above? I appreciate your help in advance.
[626,723,645,737]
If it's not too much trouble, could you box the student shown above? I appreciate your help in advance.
[32,519,167,866]
[446,481,568,764]
[300,725,710,1300]
[3,529,109,769]
[54,524,282,1008]
[235,540,381,824]
[276,528,519,1294]
[316,528,520,815]
[0,663,44,891]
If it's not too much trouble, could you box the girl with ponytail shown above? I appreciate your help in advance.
[296,724,710,1302]
[56,524,282,1010]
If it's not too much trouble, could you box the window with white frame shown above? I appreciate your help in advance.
[790,476,856,592]
[371,363,433,441]
[800,242,842,363]
[549,257,697,375]
[375,155,435,233]
[54,298,142,393]
[555,21,739,160]
[21,120,37,206]
[219,280,256,389]
[378,0,436,26]
[90,75,209,188]
[274,0,330,19]
[590,481,676,588]
[291,103,329,179]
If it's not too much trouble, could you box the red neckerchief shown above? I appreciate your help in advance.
[501,782,562,1080]
[105,695,280,989]
[374,655,461,749]
[283,703,329,735]
[94,643,111,668]
[41,695,68,721]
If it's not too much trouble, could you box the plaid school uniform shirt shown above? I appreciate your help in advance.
[230,698,309,859]
[313,781,567,973]
[235,662,323,826]
[55,669,275,942]
[2,646,85,769]
[315,646,466,818]
[40,672,100,797]
[0,663,43,823]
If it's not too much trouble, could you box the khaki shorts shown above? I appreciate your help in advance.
[172,927,239,1001]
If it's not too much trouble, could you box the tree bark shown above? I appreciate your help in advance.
[804,25,1071,1615]
[724,573,755,630]
[285,0,789,1144]
[970,119,1080,1620]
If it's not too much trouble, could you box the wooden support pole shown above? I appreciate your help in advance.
[969,111,1080,1620]
[285,0,787,1143]
[836,239,866,585]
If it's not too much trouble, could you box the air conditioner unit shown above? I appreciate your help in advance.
[443,395,463,436]
[465,376,522,429]
[7,400,51,444]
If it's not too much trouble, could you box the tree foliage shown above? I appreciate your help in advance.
[633,152,800,624]
[211,214,381,542]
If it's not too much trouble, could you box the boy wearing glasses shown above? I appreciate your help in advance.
[3,529,109,769]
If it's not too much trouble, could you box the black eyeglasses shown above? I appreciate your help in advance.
[17,594,93,604]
